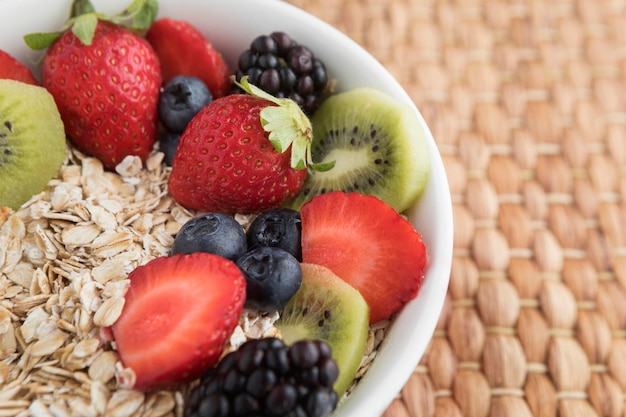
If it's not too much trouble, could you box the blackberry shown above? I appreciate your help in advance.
[234,32,329,115]
[184,338,339,417]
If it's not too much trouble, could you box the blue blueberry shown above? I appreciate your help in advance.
[236,246,302,312]
[171,213,247,260]
[247,208,302,261]
[158,130,180,166]
[159,75,212,133]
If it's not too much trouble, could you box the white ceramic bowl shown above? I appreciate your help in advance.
[0,1,453,416]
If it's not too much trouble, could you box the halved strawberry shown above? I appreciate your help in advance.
[0,50,38,85]
[146,18,231,98]
[300,191,427,323]
[110,252,246,391]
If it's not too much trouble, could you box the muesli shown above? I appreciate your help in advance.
[0,149,388,416]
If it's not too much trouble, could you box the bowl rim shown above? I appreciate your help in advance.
[0,1,454,416]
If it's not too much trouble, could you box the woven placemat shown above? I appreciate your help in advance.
[285,0,626,416]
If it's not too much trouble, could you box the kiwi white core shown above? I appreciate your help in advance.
[316,148,370,178]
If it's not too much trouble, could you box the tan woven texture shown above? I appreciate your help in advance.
[285,0,626,416]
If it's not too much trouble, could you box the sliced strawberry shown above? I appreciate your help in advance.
[110,252,246,391]
[300,191,427,323]
[0,50,38,85]
[146,18,231,98]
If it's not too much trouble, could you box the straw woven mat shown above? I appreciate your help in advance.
[285,1,626,417]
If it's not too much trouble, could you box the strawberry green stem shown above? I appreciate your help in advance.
[71,0,96,18]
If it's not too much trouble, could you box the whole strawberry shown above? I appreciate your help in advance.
[25,0,161,170]
[0,49,38,85]
[168,78,333,214]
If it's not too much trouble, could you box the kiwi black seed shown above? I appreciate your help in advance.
[0,79,67,210]
[288,87,431,213]
[275,263,369,397]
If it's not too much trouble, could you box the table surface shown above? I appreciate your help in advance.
[285,0,626,416]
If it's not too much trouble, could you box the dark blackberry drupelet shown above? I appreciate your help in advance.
[184,338,339,417]
[234,32,329,115]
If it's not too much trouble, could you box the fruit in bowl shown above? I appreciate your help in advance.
[0,0,453,416]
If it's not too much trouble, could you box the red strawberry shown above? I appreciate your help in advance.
[300,191,427,323]
[0,50,38,85]
[110,252,246,391]
[168,78,331,214]
[25,1,162,170]
[146,18,231,98]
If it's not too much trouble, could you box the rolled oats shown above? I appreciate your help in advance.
[106,389,145,417]
[88,351,117,383]
[89,380,110,416]
[6,263,34,289]
[1,401,30,417]
[93,297,125,327]
[28,399,55,417]
[0,309,17,359]
[61,224,102,247]
[30,329,67,358]
[1,149,390,416]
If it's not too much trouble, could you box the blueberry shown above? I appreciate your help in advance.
[158,130,179,166]
[236,247,302,312]
[247,208,302,261]
[171,213,247,260]
[159,75,212,133]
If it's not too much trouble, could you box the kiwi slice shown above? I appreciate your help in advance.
[276,262,369,397]
[0,79,66,210]
[288,87,431,213]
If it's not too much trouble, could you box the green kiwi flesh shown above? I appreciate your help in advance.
[288,87,431,213]
[275,262,369,397]
[0,79,66,210]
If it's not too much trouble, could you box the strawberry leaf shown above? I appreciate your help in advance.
[260,103,309,162]
[23,32,63,51]
[111,0,159,33]
[71,14,99,46]
[234,76,335,172]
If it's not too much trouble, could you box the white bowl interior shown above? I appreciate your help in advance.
[0,1,453,416]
